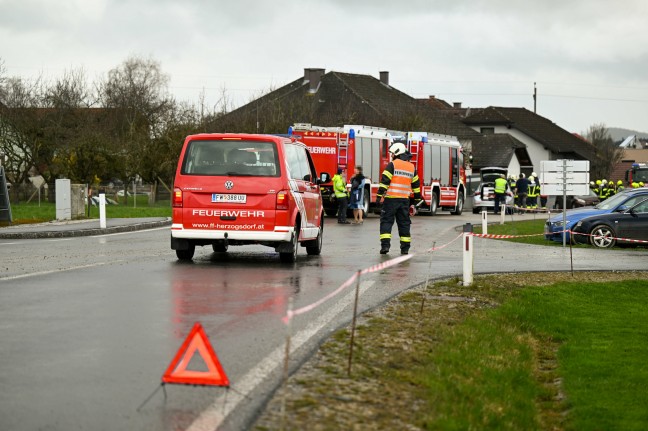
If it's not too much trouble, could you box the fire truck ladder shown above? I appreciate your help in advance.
[337,135,348,168]
[408,140,420,164]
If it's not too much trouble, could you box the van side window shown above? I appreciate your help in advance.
[284,143,306,181]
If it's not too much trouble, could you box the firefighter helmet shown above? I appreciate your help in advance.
[389,142,407,157]
[532,172,537,177]
[617,180,623,186]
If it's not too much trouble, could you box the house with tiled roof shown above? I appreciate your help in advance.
[463,106,599,175]
[469,134,531,174]
[208,68,480,142]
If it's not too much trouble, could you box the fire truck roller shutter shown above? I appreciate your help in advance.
[440,146,450,185]
[370,138,380,181]
[451,147,459,186]
[431,145,442,182]
[423,143,432,185]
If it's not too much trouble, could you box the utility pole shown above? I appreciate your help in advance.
[533,82,537,113]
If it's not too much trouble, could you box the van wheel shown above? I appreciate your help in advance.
[176,245,195,261]
[451,192,464,215]
[306,219,324,256]
[280,222,300,263]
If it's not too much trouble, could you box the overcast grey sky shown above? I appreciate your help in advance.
[2,0,647,134]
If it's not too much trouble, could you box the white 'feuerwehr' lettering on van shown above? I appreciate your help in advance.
[308,147,336,154]
[192,209,265,217]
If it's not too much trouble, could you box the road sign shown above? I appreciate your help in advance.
[540,160,591,248]
[540,160,590,196]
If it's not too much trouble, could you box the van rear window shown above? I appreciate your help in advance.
[181,140,280,177]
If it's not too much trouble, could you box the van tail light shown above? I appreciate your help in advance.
[276,190,289,210]
[172,188,183,208]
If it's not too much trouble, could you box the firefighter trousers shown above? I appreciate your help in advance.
[379,198,411,252]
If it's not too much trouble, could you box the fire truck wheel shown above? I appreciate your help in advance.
[362,188,371,218]
[451,192,464,215]
[429,193,439,216]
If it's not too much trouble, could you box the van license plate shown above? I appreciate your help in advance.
[212,194,247,204]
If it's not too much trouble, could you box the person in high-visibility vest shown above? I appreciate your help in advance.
[332,168,350,224]
[376,143,422,255]
[493,174,508,215]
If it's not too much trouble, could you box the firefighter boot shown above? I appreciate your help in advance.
[400,242,410,255]
[380,241,390,254]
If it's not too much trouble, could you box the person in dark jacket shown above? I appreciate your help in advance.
[515,173,529,210]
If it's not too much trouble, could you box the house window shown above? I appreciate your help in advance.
[480,127,495,135]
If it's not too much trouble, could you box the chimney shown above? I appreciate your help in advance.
[453,102,462,109]
[379,71,389,85]
[303,68,325,92]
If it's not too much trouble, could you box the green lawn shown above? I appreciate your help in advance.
[418,277,648,430]
[6,200,171,224]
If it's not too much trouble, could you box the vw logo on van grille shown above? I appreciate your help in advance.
[224,181,234,190]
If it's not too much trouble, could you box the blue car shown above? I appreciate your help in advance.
[544,188,648,243]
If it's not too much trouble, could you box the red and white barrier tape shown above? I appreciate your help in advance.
[283,232,463,324]
[472,231,551,239]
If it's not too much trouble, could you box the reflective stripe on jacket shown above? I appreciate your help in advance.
[378,159,420,199]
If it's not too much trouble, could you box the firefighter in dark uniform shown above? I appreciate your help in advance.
[376,142,422,255]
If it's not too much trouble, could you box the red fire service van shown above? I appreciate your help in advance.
[289,124,465,216]
[171,133,328,262]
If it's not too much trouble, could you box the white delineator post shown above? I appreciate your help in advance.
[99,193,107,229]
[462,223,474,287]
[481,208,488,235]
[500,204,506,224]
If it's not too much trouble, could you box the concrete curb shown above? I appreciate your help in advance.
[0,218,171,239]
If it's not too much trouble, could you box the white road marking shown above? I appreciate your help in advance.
[0,261,124,282]
[185,279,375,431]
[92,226,170,238]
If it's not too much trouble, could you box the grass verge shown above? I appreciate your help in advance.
[254,271,648,430]
[3,200,171,225]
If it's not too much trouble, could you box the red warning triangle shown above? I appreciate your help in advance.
[162,322,230,387]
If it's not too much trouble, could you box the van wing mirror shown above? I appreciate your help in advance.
[318,172,330,184]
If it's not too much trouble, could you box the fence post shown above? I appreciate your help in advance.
[463,223,474,287]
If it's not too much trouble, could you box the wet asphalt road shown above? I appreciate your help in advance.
[1,212,647,430]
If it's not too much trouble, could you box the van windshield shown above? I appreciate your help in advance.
[181,140,280,177]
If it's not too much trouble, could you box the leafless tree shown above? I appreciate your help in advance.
[585,123,624,179]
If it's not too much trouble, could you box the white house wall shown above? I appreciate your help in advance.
[469,125,552,171]
[507,155,521,177]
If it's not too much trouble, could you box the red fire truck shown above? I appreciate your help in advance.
[404,131,466,215]
[626,162,648,185]
[289,124,466,216]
